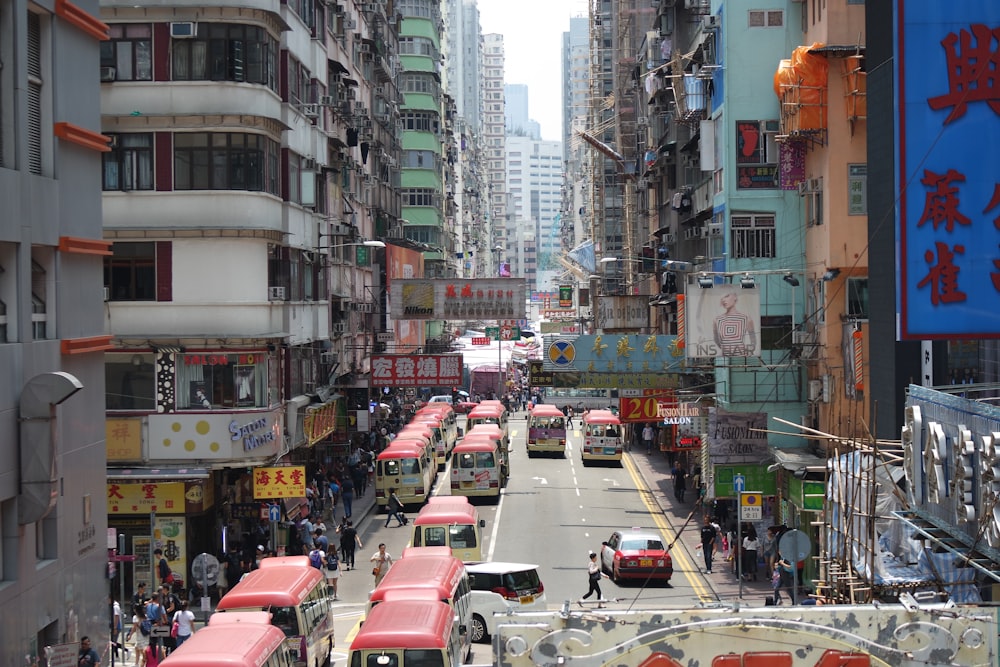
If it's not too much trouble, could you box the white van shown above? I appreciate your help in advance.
[466,562,546,643]
[429,395,453,405]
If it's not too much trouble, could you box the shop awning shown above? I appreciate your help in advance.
[769,447,827,472]
[108,466,211,480]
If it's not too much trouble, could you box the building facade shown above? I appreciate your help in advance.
[0,0,112,661]
[482,32,506,276]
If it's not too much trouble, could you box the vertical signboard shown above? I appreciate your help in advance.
[684,287,761,358]
[896,2,1000,339]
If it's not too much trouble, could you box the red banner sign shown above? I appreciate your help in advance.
[619,397,662,423]
[471,337,491,346]
[371,354,464,387]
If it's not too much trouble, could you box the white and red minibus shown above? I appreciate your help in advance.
[410,497,487,561]
[162,612,294,667]
[348,600,463,667]
[526,404,567,457]
[581,409,624,465]
[213,557,334,667]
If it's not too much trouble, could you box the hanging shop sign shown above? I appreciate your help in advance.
[253,465,307,500]
[303,398,348,445]
[371,354,464,387]
[148,411,283,460]
[390,279,526,320]
[594,295,650,330]
[708,408,770,464]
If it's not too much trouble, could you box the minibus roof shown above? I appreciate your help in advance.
[215,564,325,609]
[417,404,454,415]
[529,404,565,417]
[584,412,622,425]
[413,503,479,526]
[350,600,453,650]
[467,424,504,436]
[398,424,434,436]
[161,619,287,667]
[207,611,272,626]
[257,555,309,569]
[427,496,471,506]
[370,555,465,598]
[401,546,454,559]
[377,441,425,458]
[468,406,504,417]
[453,440,499,453]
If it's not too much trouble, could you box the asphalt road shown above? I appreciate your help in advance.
[330,413,717,666]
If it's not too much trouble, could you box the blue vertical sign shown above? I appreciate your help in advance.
[733,473,746,494]
[896,2,1000,339]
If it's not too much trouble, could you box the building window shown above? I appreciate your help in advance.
[177,352,269,410]
[403,150,438,169]
[401,111,439,133]
[748,9,784,27]
[402,188,438,207]
[173,132,279,193]
[735,120,779,189]
[731,213,776,259]
[0,0,9,168]
[104,242,156,301]
[103,133,153,190]
[400,73,439,96]
[287,0,315,32]
[30,257,48,339]
[171,23,277,91]
[397,0,436,19]
[105,353,156,410]
[27,10,48,176]
[846,277,869,320]
[399,36,436,57]
[101,24,151,81]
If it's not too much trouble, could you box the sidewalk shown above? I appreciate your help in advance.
[628,448,776,606]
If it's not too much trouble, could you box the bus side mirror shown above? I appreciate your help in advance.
[479,520,486,528]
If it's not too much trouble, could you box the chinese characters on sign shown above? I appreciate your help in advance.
[371,354,464,387]
[390,279,527,320]
[897,7,1000,338]
[107,482,186,514]
[253,466,306,500]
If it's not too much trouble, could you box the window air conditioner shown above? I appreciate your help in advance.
[360,43,372,54]
[103,287,110,301]
[809,177,822,192]
[320,95,337,106]
[808,379,823,402]
[170,22,196,38]
[343,17,355,31]
[700,226,710,238]
[709,222,723,235]
[100,67,116,82]
[332,322,347,335]
[268,286,287,300]
[663,232,676,244]
[702,15,720,31]
[321,351,339,363]
[798,180,812,195]
[300,104,320,118]
[303,158,316,170]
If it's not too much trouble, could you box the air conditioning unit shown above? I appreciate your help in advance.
[798,180,813,195]
[103,287,110,301]
[708,222,723,235]
[808,379,823,402]
[702,15,720,31]
[700,226,710,238]
[343,17,355,30]
[329,223,351,236]
[321,351,339,363]
[268,286,287,300]
[300,104,320,118]
[809,177,822,192]
[360,43,372,54]
[100,67,116,82]
[361,117,373,130]
[303,158,316,170]
[320,95,337,106]
[663,232,676,244]
[332,322,347,335]
[170,22,196,38]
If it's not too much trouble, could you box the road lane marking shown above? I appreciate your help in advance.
[621,454,713,602]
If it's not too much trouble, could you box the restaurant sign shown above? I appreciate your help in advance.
[371,354,463,387]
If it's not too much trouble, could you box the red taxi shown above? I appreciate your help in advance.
[600,529,673,585]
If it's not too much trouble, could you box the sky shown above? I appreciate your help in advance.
[477,0,589,143]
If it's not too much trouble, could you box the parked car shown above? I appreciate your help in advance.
[466,562,546,643]
[600,529,673,585]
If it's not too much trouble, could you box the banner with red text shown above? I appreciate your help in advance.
[371,354,464,387]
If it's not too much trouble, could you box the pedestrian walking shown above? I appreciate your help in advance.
[699,515,718,574]
[383,488,406,527]
[771,567,783,605]
[78,636,101,667]
[642,423,654,454]
[742,528,759,581]
[125,606,149,667]
[338,519,362,569]
[340,477,355,519]
[673,466,687,502]
[324,548,341,600]
[370,543,393,586]
[171,601,195,648]
[578,551,608,607]
[775,554,796,604]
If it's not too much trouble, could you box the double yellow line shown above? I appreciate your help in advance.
[622,454,714,602]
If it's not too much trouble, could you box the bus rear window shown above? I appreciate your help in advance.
[449,525,476,548]
[269,606,300,636]
[403,649,445,667]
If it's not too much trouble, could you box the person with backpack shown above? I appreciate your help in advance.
[337,519,362,570]
[171,601,196,648]
[308,542,326,571]
[126,606,150,667]
[324,547,341,600]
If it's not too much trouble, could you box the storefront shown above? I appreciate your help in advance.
[771,447,827,585]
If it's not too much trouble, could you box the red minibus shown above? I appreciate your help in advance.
[348,600,463,667]
[162,612,294,667]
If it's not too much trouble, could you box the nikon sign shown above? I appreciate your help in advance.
[389,279,526,320]
[594,295,649,330]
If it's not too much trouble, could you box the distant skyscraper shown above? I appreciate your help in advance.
[505,135,563,289]
[505,84,540,139]
[444,0,483,134]
[562,16,589,162]
[483,33,507,268]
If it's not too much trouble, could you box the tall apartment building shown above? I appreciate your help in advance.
[482,33,507,274]
[99,0,399,581]
[504,83,540,139]
[562,16,590,163]
[443,0,483,134]
[561,16,591,270]
[505,135,563,290]
[0,0,111,659]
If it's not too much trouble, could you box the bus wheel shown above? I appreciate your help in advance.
[470,614,489,643]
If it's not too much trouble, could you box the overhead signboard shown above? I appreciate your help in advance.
[708,408,769,464]
[390,279,527,320]
[371,354,464,386]
[528,360,554,387]
[594,295,650,330]
[550,372,680,390]
[896,2,1000,339]
[252,465,307,499]
[684,286,762,359]
[543,334,686,374]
